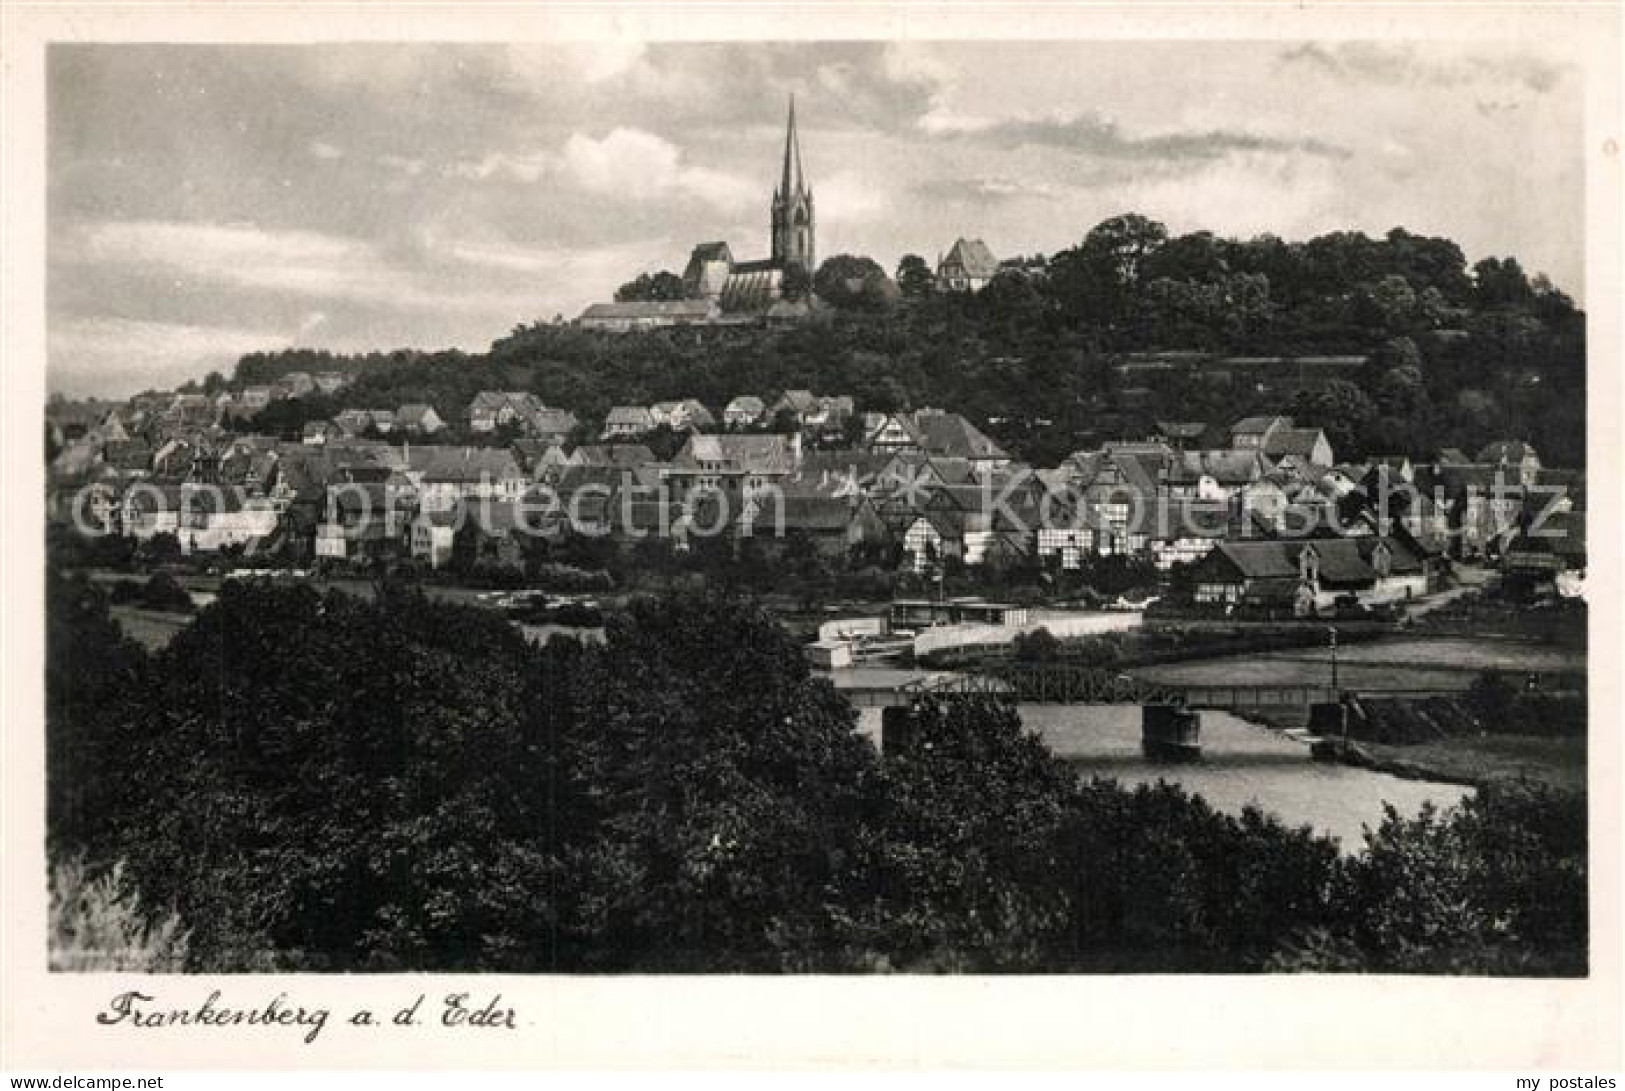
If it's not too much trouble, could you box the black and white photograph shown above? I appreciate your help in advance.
[4,1,1621,1075]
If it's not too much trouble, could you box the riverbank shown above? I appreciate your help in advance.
[1325,734,1586,793]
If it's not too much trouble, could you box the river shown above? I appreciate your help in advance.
[1021,704,1469,852]
[852,697,1470,852]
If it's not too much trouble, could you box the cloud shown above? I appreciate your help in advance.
[445,150,551,183]
[923,108,1349,163]
[912,177,1066,204]
[558,128,755,209]
[49,316,292,395]
[812,169,888,227]
[1278,42,1567,95]
[56,218,535,314]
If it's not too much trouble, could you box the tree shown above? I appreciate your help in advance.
[614,271,688,303]
[813,255,898,311]
[1291,379,1379,461]
[895,254,935,299]
[1473,256,1534,308]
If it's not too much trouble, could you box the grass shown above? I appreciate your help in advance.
[109,605,190,650]
[1360,734,1587,793]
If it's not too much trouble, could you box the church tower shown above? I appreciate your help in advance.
[771,96,815,274]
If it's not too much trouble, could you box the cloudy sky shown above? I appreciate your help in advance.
[48,39,1582,396]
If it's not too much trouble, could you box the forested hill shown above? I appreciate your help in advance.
[225,216,1586,466]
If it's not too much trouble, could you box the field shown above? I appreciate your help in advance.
[1359,734,1587,793]
[108,606,190,650]
[1134,636,1585,693]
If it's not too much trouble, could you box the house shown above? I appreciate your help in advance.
[602,405,655,439]
[1162,449,1266,500]
[771,389,819,424]
[1185,536,1430,615]
[1428,464,1526,558]
[663,433,801,498]
[527,407,579,445]
[102,439,154,474]
[167,394,218,429]
[450,501,535,570]
[312,371,351,395]
[898,480,1037,572]
[510,439,569,478]
[278,371,316,399]
[395,403,446,435]
[1229,415,1292,451]
[1503,510,1586,584]
[314,484,413,563]
[302,421,343,446]
[238,386,281,413]
[935,238,999,293]
[177,487,281,554]
[649,399,716,432]
[915,412,1010,471]
[569,444,657,471]
[864,412,928,453]
[120,483,185,540]
[409,508,461,569]
[334,409,395,436]
[578,299,718,332]
[1263,427,1335,469]
[1477,441,1542,487]
[743,493,889,559]
[1154,421,1213,450]
[723,396,766,428]
[469,392,543,433]
[416,447,527,512]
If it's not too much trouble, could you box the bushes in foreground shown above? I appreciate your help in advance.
[46,575,1588,974]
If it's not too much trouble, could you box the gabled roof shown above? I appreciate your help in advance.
[917,413,1009,461]
[940,238,999,278]
[1168,449,1264,486]
[571,444,655,469]
[1264,427,1330,459]
[529,407,578,433]
[605,405,654,427]
[396,403,441,426]
[725,395,765,415]
[673,434,799,474]
[689,241,732,263]
[1231,415,1291,437]
[776,389,818,414]
[421,447,524,483]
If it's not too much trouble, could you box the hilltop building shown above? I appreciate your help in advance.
[680,96,816,312]
[581,97,815,329]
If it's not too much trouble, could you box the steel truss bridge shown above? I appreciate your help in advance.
[891,665,1337,712]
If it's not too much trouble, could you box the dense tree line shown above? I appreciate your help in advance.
[221,216,1583,468]
[48,573,1586,973]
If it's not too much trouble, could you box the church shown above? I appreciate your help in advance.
[580,97,817,331]
[680,96,815,313]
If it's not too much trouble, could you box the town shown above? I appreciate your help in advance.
[42,83,1590,981]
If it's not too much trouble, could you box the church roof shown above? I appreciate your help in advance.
[720,266,781,312]
[690,241,732,263]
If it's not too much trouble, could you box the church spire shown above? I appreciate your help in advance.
[771,93,814,273]
[779,94,806,199]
